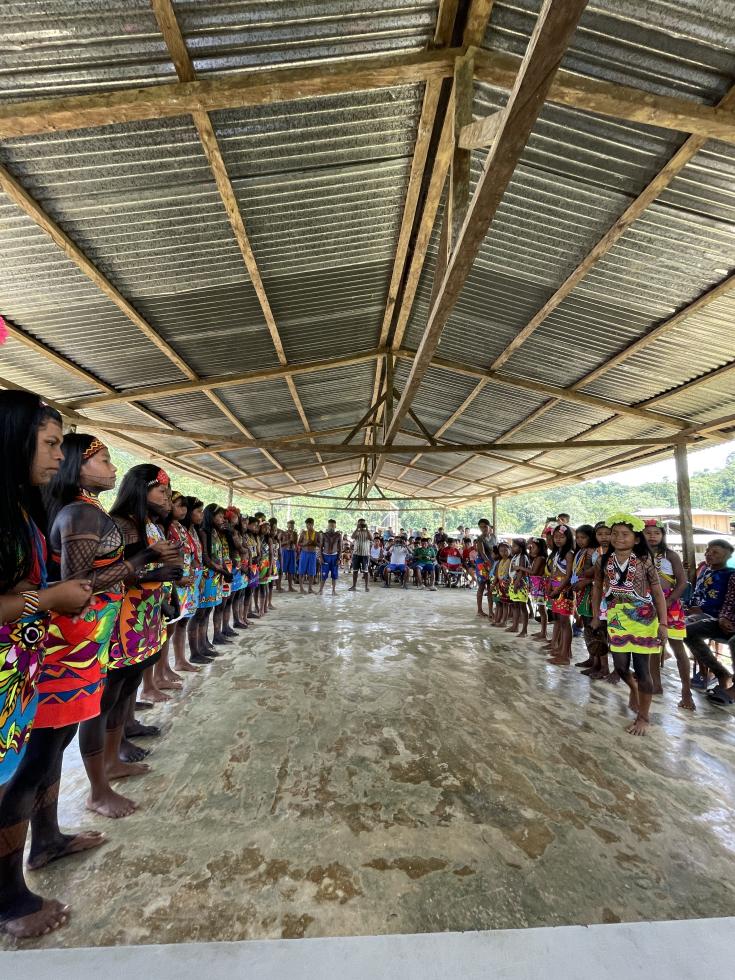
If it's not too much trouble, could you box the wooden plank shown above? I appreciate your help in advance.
[474,48,735,146]
[69,350,383,409]
[458,110,503,149]
[449,52,475,248]
[385,0,591,450]
[0,49,460,139]
[489,87,735,372]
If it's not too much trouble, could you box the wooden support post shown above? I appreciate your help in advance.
[492,494,498,536]
[674,444,696,582]
[384,354,395,441]
[227,487,234,507]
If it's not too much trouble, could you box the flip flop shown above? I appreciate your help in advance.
[706,685,735,706]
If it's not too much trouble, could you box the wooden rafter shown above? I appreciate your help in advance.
[370,0,591,500]
[151,0,327,484]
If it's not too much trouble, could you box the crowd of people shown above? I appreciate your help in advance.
[1,389,734,940]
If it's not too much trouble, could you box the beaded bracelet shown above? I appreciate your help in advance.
[21,590,40,618]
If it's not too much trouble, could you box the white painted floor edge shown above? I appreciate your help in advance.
[3,918,732,980]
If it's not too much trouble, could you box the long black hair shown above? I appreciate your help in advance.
[528,537,548,559]
[574,524,598,551]
[43,432,98,527]
[202,503,224,553]
[109,463,162,538]
[181,496,204,530]
[606,521,651,561]
[0,390,62,590]
[551,524,575,561]
[644,521,668,556]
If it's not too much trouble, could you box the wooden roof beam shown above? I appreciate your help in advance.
[374,0,591,501]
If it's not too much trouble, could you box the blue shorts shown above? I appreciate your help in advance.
[282,548,296,574]
[299,551,317,578]
[388,563,406,574]
[321,553,339,580]
[417,561,434,571]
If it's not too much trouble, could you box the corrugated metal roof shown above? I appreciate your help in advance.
[1,0,734,500]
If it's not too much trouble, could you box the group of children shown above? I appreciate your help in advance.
[472,510,735,737]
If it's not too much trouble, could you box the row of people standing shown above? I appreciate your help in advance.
[471,513,735,736]
[0,389,285,939]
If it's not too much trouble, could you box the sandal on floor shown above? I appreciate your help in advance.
[706,685,735,706]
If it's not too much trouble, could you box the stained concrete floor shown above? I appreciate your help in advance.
[5,585,735,950]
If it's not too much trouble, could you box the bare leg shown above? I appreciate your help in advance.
[671,639,695,711]
[476,581,488,617]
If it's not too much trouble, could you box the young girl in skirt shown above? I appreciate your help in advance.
[507,539,530,637]
[592,514,668,736]
[528,538,549,643]
[643,519,694,711]
[492,543,511,627]
[570,525,598,674]
[546,525,576,665]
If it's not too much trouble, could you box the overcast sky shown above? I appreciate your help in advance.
[595,439,735,487]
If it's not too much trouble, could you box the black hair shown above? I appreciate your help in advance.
[202,503,224,546]
[181,496,204,530]
[462,536,471,544]
[109,463,162,539]
[43,432,98,527]
[557,513,570,521]
[708,538,735,555]
[528,537,548,559]
[305,517,314,524]
[512,538,528,556]
[491,545,501,561]
[605,521,651,561]
[575,524,598,551]
[643,522,668,556]
[0,390,62,590]
[550,524,575,561]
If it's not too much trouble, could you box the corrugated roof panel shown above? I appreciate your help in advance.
[175,1,435,73]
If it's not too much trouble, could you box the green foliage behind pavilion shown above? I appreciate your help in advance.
[103,447,735,536]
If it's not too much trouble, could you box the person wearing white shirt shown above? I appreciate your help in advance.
[383,538,409,589]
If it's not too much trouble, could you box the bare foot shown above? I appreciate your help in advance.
[157,679,182,691]
[547,657,571,666]
[476,611,488,618]
[27,831,106,870]
[107,760,151,780]
[678,694,696,711]
[174,661,200,673]
[626,715,649,736]
[517,631,528,638]
[86,788,138,819]
[1,899,70,939]
[628,691,639,714]
[532,633,548,642]
[575,659,592,668]
[140,687,171,702]
[652,685,664,696]
[603,672,621,686]
[505,626,518,633]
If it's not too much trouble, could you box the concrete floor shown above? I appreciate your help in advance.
[4,584,735,951]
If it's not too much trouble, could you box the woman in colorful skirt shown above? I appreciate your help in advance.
[0,391,92,939]
[592,514,668,736]
[258,522,272,616]
[245,517,262,618]
[226,509,248,630]
[108,466,183,770]
[546,525,576,666]
[182,497,211,665]
[528,538,549,643]
[166,491,202,675]
[507,539,530,637]
[643,519,694,711]
[569,525,598,674]
[198,504,229,649]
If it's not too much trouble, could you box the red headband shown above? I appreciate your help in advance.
[82,437,106,460]
[147,468,170,487]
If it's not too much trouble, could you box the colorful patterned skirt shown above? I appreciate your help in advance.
[475,560,492,582]
[508,576,529,603]
[0,612,49,784]
[200,569,222,609]
[575,583,593,619]
[662,587,686,640]
[175,572,199,620]
[108,583,164,668]
[497,578,511,604]
[259,555,271,586]
[529,574,546,600]
[231,566,243,592]
[221,560,233,599]
[606,594,660,655]
[550,577,575,616]
[248,562,260,590]
[36,592,123,728]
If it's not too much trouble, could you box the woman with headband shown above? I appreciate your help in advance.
[0,394,92,938]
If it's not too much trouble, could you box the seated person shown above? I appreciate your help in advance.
[383,537,409,589]
[441,538,464,585]
[462,536,478,584]
[369,536,384,579]
[684,539,735,704]
[413,537,437,590]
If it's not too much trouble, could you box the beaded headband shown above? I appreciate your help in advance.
[147,468,170,487]
[82,437,106,460]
